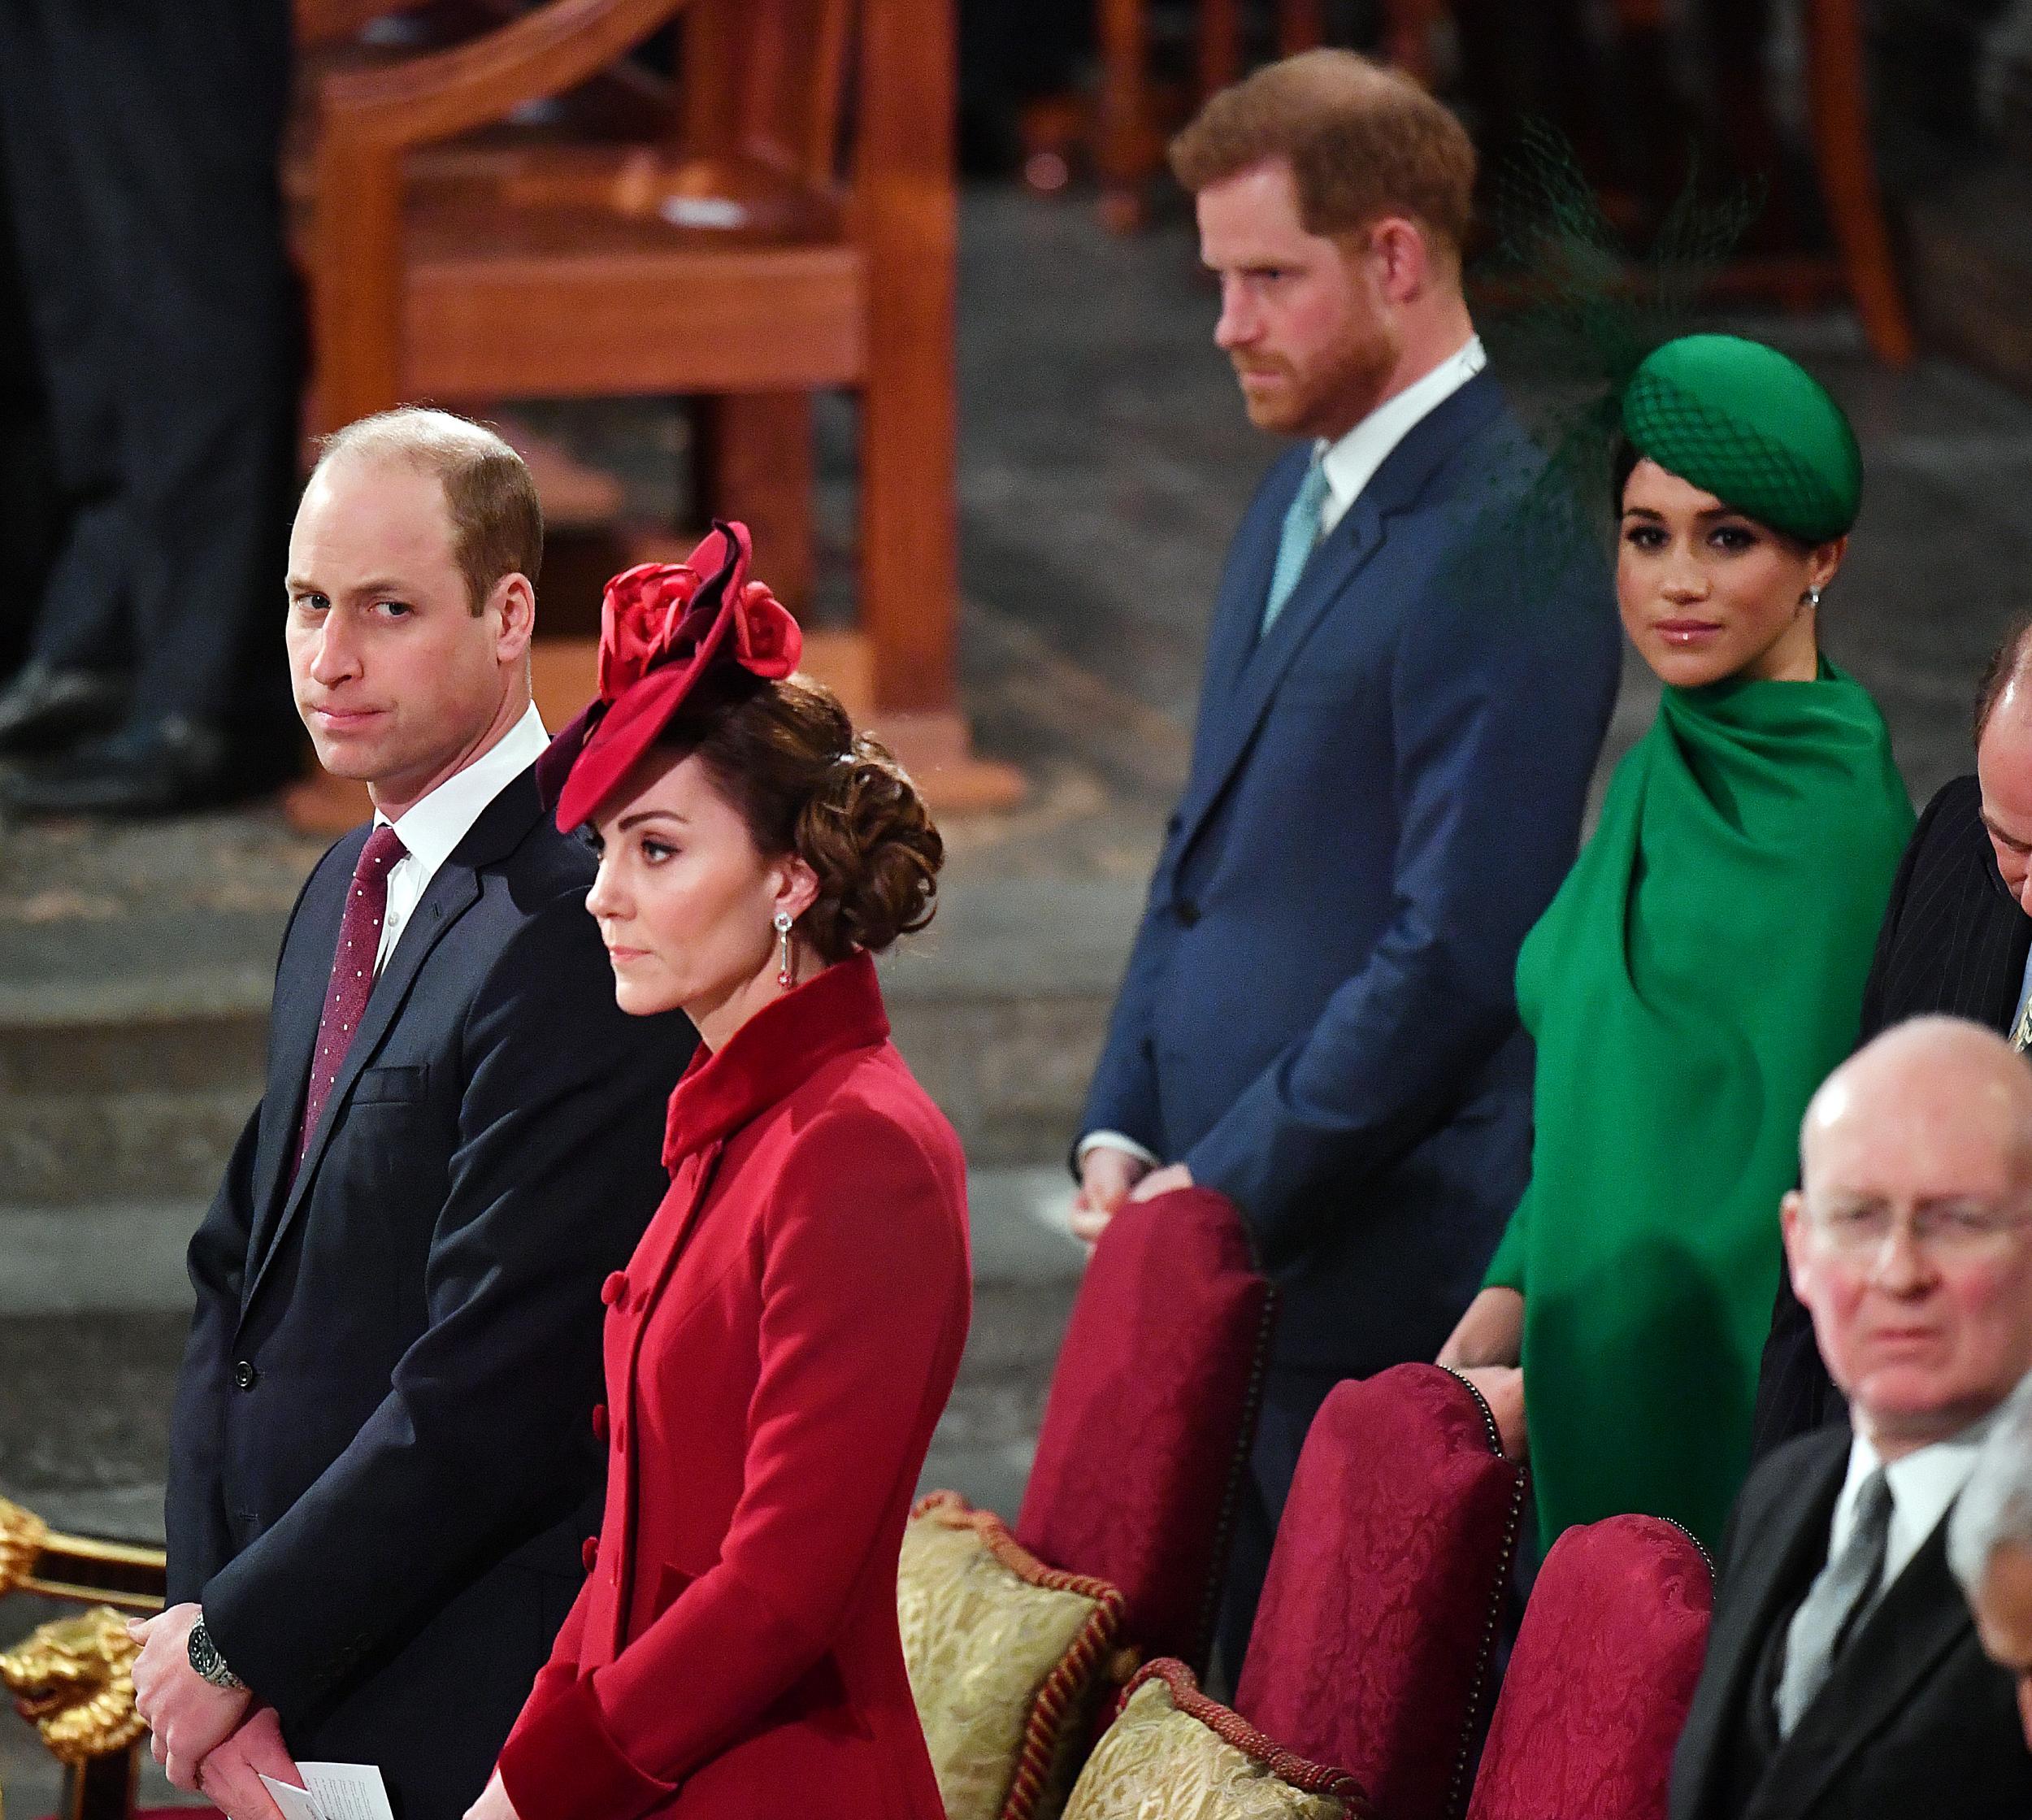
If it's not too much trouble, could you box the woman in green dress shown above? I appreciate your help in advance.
[1437,333,1914,1554]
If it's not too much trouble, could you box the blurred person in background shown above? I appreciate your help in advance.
[1950,1370,2032,1749]
[1067,49,1619,1676]
[0,176,56,682]
[0,0,301,814]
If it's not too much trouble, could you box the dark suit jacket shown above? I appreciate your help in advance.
[1080,371,1620,1375]
[165,765,693,1820]
[1752,775,2031,1454]
[1671,1423,2032,1820]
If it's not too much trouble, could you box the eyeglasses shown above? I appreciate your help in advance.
[1806,1200,2032,1263]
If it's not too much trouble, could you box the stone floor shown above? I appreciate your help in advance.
[7,180,2032,1812]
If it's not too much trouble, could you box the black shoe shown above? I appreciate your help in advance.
[0,715,237,817]
[0,659,132,756]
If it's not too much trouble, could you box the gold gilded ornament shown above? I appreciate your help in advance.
[0,1606,147,1765]
[0,1499,50,1597]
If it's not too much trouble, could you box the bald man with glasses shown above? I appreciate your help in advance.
[1673,1017,2032,1820]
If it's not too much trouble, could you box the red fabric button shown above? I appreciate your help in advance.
[582,1535,599,1572]
[591,1403,609,1443]
[601,1271,627,1307]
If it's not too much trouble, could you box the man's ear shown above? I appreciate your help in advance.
[1779,1189,1810,1297]
[1366,215,1433,306]
[489,572,536,663]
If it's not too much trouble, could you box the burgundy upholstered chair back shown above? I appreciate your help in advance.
[1466,1514,1713,1820]
[1235,1365,1526,1820]
[1014,1187,1274,1670]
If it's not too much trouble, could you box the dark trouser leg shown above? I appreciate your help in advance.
[24,0,300,741]
[1211,1368,1342,1696]
[0,172,59,679]
[0,0,132,678]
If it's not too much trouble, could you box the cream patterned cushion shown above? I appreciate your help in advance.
[899,1492,1131,1820]
[1063,1661,1370,1820]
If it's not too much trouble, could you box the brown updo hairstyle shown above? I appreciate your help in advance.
[650,667,943,960]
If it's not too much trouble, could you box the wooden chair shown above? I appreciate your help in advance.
[297,0,1020,810]
[1,1500,171,1820]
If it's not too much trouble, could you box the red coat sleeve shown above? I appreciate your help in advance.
[497,1564,596,1766]
[499,1103,969,1820]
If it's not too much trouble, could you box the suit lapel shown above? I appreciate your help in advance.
[1171,371,1506,859]
[1199,446,1305,714]
[245,832,365,1271]
[1748,1522,1977,1820]
[1678,1433,1848,1820]
[239,770,544,1316]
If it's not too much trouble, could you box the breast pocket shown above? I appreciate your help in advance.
[350,1063,430,1105]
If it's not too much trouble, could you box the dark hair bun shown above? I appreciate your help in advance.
[655,671,943,962]
[795,732,942,961]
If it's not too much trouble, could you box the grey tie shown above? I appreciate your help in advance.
[1774,1468,1894,1737]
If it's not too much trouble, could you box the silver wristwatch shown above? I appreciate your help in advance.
[187,1618,245,1691]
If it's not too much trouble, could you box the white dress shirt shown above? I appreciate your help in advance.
[1313,334,1487,538]
[372,703,550,972]
[1830,1409,2000,1592]
[1076,336,1488,1177]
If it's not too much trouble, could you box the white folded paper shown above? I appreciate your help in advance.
[260,1761,396,1820]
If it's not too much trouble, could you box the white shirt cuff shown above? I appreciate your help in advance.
[1075,1130,1163,1171]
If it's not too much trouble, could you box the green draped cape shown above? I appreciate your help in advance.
[1484,662,1913,1553]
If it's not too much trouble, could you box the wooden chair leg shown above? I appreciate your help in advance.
[1096,0,1154,231]
[860,324,957,713]
[1377,0,1444,82]
[1803,0,1915,364]
[858,0,958,716]
[695,393,816,613]
[1275,0,1326,57]
[63,1743,138,1820]
[1199,0,1242,100]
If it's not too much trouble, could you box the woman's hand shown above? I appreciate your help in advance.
[464,1770,522,1820]
[1436,1287,1525,1370]
[1452,1365,1528,1462]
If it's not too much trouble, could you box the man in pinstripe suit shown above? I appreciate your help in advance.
[1754,616,2032,1453]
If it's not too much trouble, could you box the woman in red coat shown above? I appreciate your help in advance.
[467,524,970,1820]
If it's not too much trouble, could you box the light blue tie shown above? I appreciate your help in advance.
[1261,450,1331,636]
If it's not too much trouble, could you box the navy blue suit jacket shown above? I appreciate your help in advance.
[166,766,694,1820]
[1081,371,1619,1375]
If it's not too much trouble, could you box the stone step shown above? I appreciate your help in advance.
[0,873,1129,1201]
[1,1088,255,1208]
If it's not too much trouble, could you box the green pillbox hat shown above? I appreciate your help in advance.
[1621,334,1863,544]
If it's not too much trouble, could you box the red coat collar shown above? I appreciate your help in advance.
[662,950,891,1165]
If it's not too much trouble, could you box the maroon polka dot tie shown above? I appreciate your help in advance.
[293,823,407,1179]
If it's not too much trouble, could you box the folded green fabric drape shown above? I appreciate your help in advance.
[1486,661,1913,1551]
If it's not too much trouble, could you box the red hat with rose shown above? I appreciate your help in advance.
[539,520,802,831]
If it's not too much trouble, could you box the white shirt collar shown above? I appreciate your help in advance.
[1315,334,1487,535]
[377,702,550,878]
[1834,1407,2004,1588]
